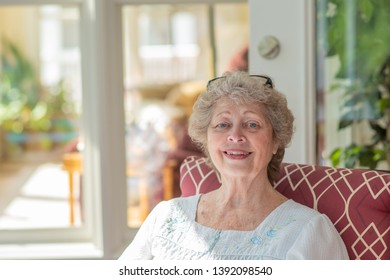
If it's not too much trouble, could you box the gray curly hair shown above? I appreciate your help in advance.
[188,71,295,183]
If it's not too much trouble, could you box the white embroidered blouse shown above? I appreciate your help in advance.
[119,194,349,260]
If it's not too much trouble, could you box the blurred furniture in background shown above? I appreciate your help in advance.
[125,80,205,199]
[62,152,82,225]
[62,152,178,226]
[180,156,390,260]
[166,124,204,197]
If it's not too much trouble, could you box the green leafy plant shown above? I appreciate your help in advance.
[318,0,390,169]
[0,38,77,152]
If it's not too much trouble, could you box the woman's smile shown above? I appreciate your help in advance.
[223,149,252,159]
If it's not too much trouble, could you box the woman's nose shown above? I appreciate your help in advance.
[227,126,246,142]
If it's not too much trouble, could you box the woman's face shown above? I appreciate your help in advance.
[207,98,278,180]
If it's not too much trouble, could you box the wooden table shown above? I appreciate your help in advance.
[62,153,175,225]
[62,152,82,225]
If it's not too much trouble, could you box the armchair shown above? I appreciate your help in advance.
[180,156,390,260]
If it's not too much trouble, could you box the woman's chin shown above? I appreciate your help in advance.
[218,163,256,178]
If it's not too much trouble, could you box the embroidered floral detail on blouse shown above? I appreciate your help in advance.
[249,215,296,247]
[208,230,222,252]
[162,203,190,238]
[165,217,187,235]
[249,231,274,247]
[266,229,277,237]
[250,236,263,245]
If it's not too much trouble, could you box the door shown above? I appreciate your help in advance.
[249,0,316,165]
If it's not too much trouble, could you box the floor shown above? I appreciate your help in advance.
[0,149,82,229]
[0,148,152,230]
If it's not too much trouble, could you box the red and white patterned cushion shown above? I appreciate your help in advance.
[180,156,390,260]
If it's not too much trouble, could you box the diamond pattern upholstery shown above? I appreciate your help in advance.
[180,156,390,260]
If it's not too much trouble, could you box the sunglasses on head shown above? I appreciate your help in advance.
[207,74,274,89]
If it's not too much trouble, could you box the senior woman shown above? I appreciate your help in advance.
[119,71,349,260]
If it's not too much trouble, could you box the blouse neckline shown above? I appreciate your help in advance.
[189,193,292,233]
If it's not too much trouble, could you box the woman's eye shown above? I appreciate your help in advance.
[245,122,259,128]
[215,123,229,129]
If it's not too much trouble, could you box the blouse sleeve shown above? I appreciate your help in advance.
[118,201,167,260]
[286,214,350,260]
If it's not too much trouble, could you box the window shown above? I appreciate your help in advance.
[316,0,390,170]
[0,0,248,259]
[0,2,101,258]
[0,5,83,230]
[122,3,248,228]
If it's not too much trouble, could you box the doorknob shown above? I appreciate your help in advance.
[257,36,280,59]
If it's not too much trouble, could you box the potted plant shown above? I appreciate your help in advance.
[0,38,77,158]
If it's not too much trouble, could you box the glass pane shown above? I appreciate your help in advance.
[122,3,248,227]
[316,0,390,170]
[0,5,83,229]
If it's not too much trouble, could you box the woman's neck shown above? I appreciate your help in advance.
[196,180,288,231]
[217,174,275,207]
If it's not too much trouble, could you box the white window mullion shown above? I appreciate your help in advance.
[80,0,129,259]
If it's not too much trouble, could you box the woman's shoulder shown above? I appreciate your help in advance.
[280,199,330,223]
[170,194,201,204]
[153,194,200,208]
[279,201,349,259]
[269,200,341,241]
[150,194,201,218]
[167,194,201,213]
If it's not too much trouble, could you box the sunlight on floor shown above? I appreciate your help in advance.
[0,162,81,229]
